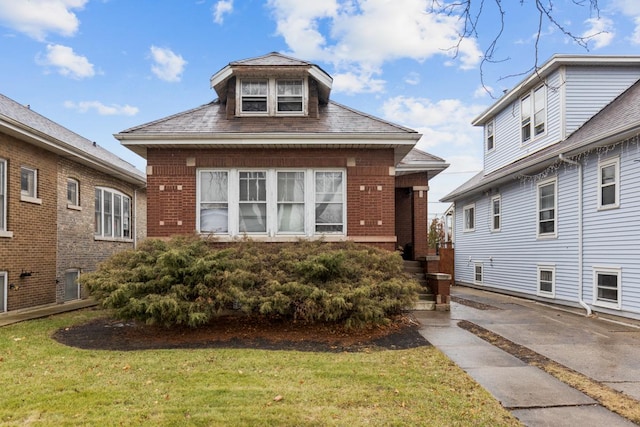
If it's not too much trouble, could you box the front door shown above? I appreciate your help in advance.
[64,270,80,302]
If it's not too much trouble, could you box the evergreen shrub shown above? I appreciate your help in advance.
[82,237,421,328]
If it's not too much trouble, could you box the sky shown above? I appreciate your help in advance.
[1,0,640,217]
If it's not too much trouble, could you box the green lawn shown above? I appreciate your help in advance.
[0,309,520,426]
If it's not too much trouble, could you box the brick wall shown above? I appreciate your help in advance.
[0,131,146,311]
[394,173,430,260]
[0,133,58,310]
[56,158,146,302]
[146,147,396,250]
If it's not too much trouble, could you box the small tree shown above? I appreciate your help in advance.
[428,217,445,250]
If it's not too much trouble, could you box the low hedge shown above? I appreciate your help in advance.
[82,237,421,328]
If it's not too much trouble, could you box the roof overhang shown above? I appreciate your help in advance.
[441,122,640,203]
[115,132,420,164]
[1,116,145,185]
[472,55,640,126]
[395,161,449,179]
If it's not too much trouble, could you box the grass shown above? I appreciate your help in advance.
[0,309,520,426]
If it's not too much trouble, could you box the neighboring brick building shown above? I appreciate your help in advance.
[0,93,146,313]
[116,53,447,259]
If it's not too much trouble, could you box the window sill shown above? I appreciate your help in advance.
[67,204,82,211]
[94,236,134,243]
[198,234,347,243]
[536,291,555,299]
[536,234,557,240]
[21,195,42,205]
[593,300,621,310]
[0,230,13,238]
[597,204,619,211]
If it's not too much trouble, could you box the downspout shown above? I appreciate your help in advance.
[558,154,592,316]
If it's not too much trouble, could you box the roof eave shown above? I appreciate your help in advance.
[1,117,145,185]
[472,55,640,126]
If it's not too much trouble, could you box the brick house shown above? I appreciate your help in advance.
[0,93,146,313]
[115,53,447,259]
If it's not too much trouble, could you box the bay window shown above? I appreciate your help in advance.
[95,188,132,239]
[197,168,345,237]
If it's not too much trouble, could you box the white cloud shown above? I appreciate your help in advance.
[212,0,233,24]
[381,95,485,149]
[581,17,614,49]
[149,46,187,82]
[332,70,385,94]
[0,0,87,41]
[267,0,482,94]
[404,72,420,86]
[37,44,94,79]
[611,0,640,45]
[64,100,139,116]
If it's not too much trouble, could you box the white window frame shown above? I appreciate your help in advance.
[597,157,620,210]
[474,263,483,285]
[486,120,495,152]
[237,78,307,117]
[521,85,546,143]
[593,266,621,310]
[463,203,475,232]
[67,178,81,210]
[537,177,557,239]
[196,168,346,239]
[20,166,42,204]
[491,195,501,232]
[0,271,6,313]
[0,159,11,238]
[94,187,132,241]
[537,265,556,298]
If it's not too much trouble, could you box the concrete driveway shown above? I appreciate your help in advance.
[414,286,640,426]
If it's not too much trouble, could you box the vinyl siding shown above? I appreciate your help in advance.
[456,143,640,318]
[454,167,579,302]
[565,66,640,136]
[485,71,563,174]
[582,145,640,313]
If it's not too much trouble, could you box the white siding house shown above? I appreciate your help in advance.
[443,55,640,320]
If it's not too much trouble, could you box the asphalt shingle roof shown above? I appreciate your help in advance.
[118,99,418,136]
[0,93,145,183]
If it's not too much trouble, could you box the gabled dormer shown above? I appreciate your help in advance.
[473,55,640,175]
[209,52,333,119]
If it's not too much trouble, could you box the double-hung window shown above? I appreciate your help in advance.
[537,178,556,238]
[486,120,495,152]
[521,85,546,142]
[537,265,555,297]
[239,78,305,116]
[197,169,345,237]
[240,80,268,113]
[491,195,501,231]
[20,166,41,204]
[598,157,619,210]
[593,267,621,309]
[67,178,80,208]
[277,80,303,112]
[0,159,7,234]
[463,204,475,232]
[95,188,132,240]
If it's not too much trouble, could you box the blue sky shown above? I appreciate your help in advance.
[1,0,640,216]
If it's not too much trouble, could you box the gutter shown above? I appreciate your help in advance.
[558,154,592,316]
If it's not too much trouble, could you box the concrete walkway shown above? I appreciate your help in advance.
[0,299,97,327]
[413,286,640,426]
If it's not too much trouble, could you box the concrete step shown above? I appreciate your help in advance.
[413,293,436,311]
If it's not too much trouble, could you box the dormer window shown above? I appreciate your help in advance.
[241,80,268,112]
[238,78,306,116]
[486,120,495,152]
[277,80,303,112]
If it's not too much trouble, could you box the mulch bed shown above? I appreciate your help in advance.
[53,313,430,352]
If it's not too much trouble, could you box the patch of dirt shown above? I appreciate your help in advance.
[451,296,501,311]
[53,313,430,352]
